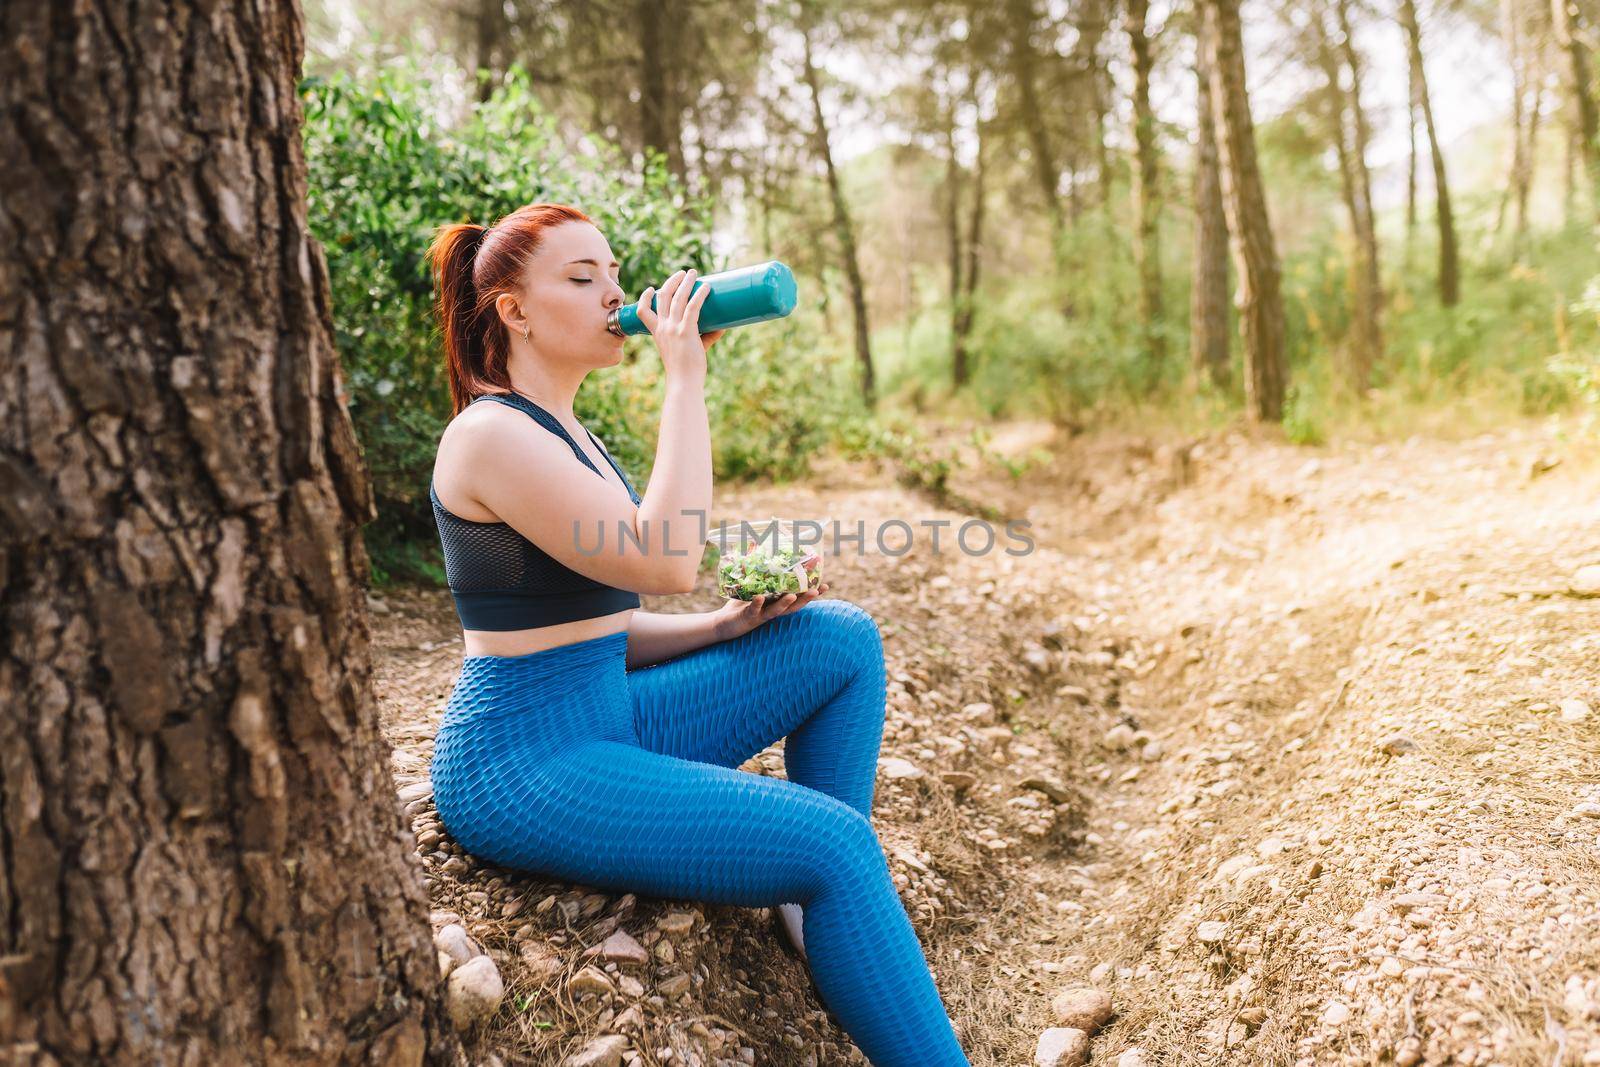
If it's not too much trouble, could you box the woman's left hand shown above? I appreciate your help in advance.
[712,579,828,642]
[720,556,832,639]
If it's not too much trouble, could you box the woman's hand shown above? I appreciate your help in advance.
[711,556,827,642]
[635,268,723,382]
[711,581,830,642]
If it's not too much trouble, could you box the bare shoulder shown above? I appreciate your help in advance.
[434,399,566,519]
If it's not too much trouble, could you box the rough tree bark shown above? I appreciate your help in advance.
[1399,0,1461,306]
[1192,45,1232,391]
[800,13,875,405]
[1127,0,1167,366]
[0,3,457,1064]
[1203,0,1288,422]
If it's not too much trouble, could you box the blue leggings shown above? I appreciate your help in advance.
[430,599,969,1066]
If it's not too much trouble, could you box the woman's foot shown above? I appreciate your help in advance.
[776,901,807,963]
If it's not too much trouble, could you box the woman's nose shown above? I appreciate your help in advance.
[604,280,624,308]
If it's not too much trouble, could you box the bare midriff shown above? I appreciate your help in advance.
[461,607,635,658]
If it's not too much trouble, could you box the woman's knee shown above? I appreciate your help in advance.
[793,598,884,676]
[796,800,890,898]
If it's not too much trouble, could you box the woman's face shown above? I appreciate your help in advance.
[503,220,627,366]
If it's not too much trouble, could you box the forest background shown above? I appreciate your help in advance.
[299,0,1600,582]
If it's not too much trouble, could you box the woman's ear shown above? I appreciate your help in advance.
[494,291,530,341]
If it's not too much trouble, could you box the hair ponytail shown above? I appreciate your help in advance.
[425,203,596,417]
[426,221,493,417]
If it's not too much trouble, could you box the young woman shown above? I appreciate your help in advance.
[423,202,969,1065]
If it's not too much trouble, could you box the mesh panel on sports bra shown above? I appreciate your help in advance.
[430,393,643,621]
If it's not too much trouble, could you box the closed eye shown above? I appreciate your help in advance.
[570,278,592,284]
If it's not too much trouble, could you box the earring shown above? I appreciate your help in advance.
[522,324,530,341]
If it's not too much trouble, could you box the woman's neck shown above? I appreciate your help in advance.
[505,354,583,422]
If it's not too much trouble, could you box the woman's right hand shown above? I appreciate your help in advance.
[635,268,716,383]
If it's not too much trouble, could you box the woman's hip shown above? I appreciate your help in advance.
[431,631,636,827]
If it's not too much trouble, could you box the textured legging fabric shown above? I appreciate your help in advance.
[430,598,969,1066]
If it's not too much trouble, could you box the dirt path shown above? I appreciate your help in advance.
[372,419,1600,1067]
[989,422,1600,1066]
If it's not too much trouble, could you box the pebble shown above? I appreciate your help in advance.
[569,966,615,998]
[657,911,697,936]
[1034,1027,1089,1067]
[1570,564,1600,596]
[940,770,979,791]
[520,942,563,982]
[445,955,504,1027]
[1392,892,1446,913]
[590,929,649,965]
[1117,1051,1151,1067]
[1558,699,1591,723]
[962,701,997,723]
[1021,777,1073,804]
[1050,987,1113,1031]
[563,1035,631,1067]
[658,972,692,998]
[879,756,925,779]
[1322,1000,1351,1026]
[433,924,478,966]
[1103,724,1137,751]
[1197,921,1228,944]
[1377,734,1418,756]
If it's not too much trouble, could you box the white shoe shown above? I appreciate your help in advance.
[777,902,807,962]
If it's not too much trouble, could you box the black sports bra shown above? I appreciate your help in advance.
[430,392,643,631]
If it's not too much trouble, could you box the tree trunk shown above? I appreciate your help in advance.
[1203,0,1288,422]
[1551,0,1600,218]
[1335,0,1383,373]
[800,16,875,405]
[1494,0,1527,237]
[1315,4,1382,391]
[1399,0,1460,306]
[1515,80,1544,251]
[472,0,505,102]
[944,98,966,386]
[1192,46,1232,391]
[638,0,686,178]
[1077,0,1114,208]
[0,3,457,1064]
[954,117,988,389]
[1566,108,1581,221]
[1006,0,1066,268]
[662,0,690,181]
[1407,68,1420,240]
[1127,0,1167,366]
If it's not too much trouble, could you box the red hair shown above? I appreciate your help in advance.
[425,202,595,416]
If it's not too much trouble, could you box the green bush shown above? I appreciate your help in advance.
[1547,274,1600,430]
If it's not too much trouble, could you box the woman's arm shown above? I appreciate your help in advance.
[623,609,725,670]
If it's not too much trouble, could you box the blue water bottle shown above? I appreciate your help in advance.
[606,260,798,337]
